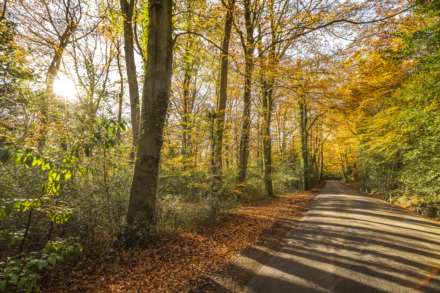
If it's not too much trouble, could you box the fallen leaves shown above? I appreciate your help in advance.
[43,193,313,293]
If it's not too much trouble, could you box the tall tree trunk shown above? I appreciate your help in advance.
[181,0,195,163]
[120,0,141,160]
[259,3,276,196]
[116,41,124,138]
[211,0,235,189]
[257,114,263,173]
[261,79,274,196]
[126,0,173,241]
[237,1,255,183]
[181,67,193,160]
[1,0,7,19]
[279,109,288,161]
[319,141,324,181]
[298,99,309,190]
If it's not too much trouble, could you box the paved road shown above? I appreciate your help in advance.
[240,181,440,292]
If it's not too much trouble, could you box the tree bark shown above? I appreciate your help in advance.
[257,114,263,173]
[319,141,324,181]
[180,55,196,165]
[237,0,255,183]
[298,99,309,190]
[237,55,253,183]
[120,0,141,160]
[116,41,124,138]
[126,0,173,240]
[180,0,195,162]
[1,0,7,19]
[211,0,235,188]
[261,79,274,196]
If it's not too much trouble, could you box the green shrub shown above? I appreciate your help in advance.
[0,239,82,292]
[156,196,213,231]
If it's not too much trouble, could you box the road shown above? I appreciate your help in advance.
[231,181,440,292]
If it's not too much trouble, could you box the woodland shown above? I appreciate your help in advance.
[0,0,439,292]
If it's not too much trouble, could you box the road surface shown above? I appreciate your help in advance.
[226,181,440,292]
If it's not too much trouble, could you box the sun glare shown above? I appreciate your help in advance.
[53,74,77,102]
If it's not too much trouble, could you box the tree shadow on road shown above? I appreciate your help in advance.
[192,191,440,293]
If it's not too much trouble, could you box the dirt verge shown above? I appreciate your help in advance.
[43,192,314,293]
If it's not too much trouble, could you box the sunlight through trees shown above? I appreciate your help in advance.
[1,0,438,291]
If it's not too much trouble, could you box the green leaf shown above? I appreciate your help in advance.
[0,148,11,163]
[8,273,18,284]
[0,206,6,220]
[64,171,72,181]
[47,255,57,266]
[41,162,51,171]
[0,280,7,292]
[36,259,48,271]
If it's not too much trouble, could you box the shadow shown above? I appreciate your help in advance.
[241,247,389,293]
[304,216,440,245]
[282,232,434,271]
[227,263,324,293]
[310,195,440,230]
[276,245,432,284]
[188,276,232,293]
[262,213,440,249]
[200,181,440,293]
[312,206,440,229]
[260,217,440,259]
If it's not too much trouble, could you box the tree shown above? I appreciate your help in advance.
[174,0,205,168]
[1,0,7,19]
[71,33,116,122]
[211,0,235,192]
[120,0,141,159]
[126,0,174,242]
[298,96,309,189]
[235,0,261,184]
[14,0,85,150]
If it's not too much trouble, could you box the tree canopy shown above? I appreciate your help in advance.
[1,0,439,291]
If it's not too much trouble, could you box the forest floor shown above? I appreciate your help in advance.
[43,192,314,292]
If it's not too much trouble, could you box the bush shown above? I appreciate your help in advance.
[156,196,213,231]
[0,239,82,292]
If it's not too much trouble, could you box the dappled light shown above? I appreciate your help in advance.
[207,182,440,292]
[1,0,439,292]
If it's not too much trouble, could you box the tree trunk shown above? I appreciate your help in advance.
[299,99,309,190]
[237,3,255,183]
[181,0,195,163]
[261,80,274,196]
[279,109,288,161]
[319,141,324,181]
[116,42,124,138]
[126,0,173,241]
[211,0,235,189]
[120,0,141,160]
[257,114,263,173]
[1,0,7,19]
[181,67,193,160]
[259,4,277,196]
